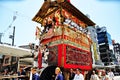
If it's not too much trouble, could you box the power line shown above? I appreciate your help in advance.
[0,4,32,35]
[0,4,38,44]
[0,4,32,21]
[3,11,17,35]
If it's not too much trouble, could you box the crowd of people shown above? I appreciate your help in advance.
[90,69,114,80]
[0,66,115,80]
[54,67,115,80]
[29,43,49,68]
[68,68,115,80]
[0,68,28,80]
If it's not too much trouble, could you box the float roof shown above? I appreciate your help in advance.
[32,1,95,26]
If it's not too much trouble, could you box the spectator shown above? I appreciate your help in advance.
[90,70,99,80]
[18,68,26,76]
[73,68,84,80]
[102,70,110,80]
[98,71,102,80]
[18,68,26,80]
[84,71,90,80]
[30,67,40,80]
[55,67,64,80]
[108,69,114,80]
[69,68,75,80]
[3,69,9,80]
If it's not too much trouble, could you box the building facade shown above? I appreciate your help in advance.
[1,55,18,72]
[113,43,120,64]
[96,26,116,66]
[87,26,102,66]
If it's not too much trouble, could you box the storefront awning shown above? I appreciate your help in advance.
[0,44,32,57]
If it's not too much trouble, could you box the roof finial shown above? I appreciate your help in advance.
[44,0,70,3]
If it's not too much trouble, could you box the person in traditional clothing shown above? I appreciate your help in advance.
[42,45,49,64]
[90,70,99,80]
[33,45,39,67]
[108,69,114,80]
[55,67,64,80]
[102,70,110,80]
[73,69,84,80]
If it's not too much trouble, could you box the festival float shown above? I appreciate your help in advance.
[32,0,95,79]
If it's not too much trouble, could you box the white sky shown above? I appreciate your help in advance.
[0,0,120,46]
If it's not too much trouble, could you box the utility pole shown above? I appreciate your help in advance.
[12,26,15,46]
[0,33,3,43]
[9,26,15,46]
[9,26,15,71]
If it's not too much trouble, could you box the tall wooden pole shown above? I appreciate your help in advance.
[12,26,15,46]
[0,33,3,43]
[10,26,15,71]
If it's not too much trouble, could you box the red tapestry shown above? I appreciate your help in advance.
[65,45,92,70]
[38,50,42,69]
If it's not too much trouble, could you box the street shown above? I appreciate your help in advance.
[114,76,120,80]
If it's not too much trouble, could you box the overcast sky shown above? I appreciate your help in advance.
[0,0,120,46]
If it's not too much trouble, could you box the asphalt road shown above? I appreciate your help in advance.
[114,76,120,80]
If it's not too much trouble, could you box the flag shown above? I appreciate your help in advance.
[38,49,42,69]
[35,26,41,40]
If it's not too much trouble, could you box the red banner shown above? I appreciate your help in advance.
[64,45,92,70]
[38,50,42,69]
